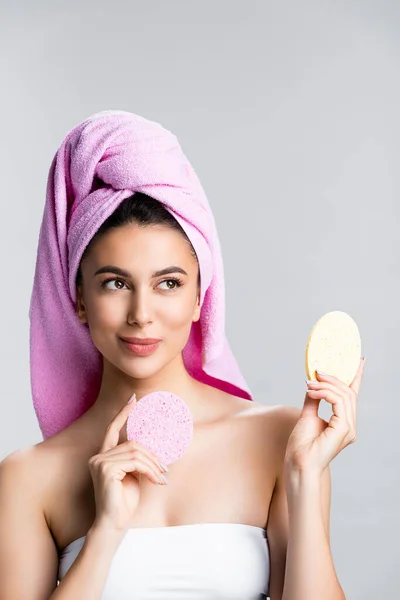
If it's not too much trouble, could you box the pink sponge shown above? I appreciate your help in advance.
[126,391,194,465]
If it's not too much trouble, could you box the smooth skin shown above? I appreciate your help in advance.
[0,222,324,599]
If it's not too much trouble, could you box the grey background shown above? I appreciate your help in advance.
[1,1,398,598]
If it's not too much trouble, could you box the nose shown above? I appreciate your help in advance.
[127,288,153,327]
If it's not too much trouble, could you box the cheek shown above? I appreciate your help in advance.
[85,296,125,332]
[160,294,197,327]
[159,301,196,353]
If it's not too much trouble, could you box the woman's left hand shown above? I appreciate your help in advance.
[284,357,366,474]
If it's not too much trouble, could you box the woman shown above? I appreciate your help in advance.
[0,110,364,599]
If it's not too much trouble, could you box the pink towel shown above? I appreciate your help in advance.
[29,110,252,440]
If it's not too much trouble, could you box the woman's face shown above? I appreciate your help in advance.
[76,222,201,380]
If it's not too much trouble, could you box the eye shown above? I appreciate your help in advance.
[158,278,183,291]
[100,278,128,290]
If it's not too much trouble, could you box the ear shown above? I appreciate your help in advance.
[192,291,201,323]
[76,286,88,324]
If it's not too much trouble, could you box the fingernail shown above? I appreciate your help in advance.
[158,474,168,485]
[160,462,169,473]
[317,370,328,375]
[127,393,136,404]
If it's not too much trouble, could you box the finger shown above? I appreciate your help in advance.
[302,392,323,418]
[100,393,137,454]
[307,380,354,401]
[308,381,344,392]
[307,382,354,427]
[316,358,365,396]
[105,440,167,471]
[315,371,355,395]
[306,387,347,423]
[107,457,168,485]
[102,449,165,478]
[307,387,355,442]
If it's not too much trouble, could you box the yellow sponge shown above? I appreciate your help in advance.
[305,311,362,386]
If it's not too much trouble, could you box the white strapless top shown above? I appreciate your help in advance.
[58,522,270,599]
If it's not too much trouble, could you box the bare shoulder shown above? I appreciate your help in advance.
[256,402,302,447]
[1,444,46,488]
[1,429,70,471]
[0,441,59,511]
[0,423,88,521]
[225,395,302,479]
[0,446,46,527]
[233,396,301,444]
[251,401,301,455]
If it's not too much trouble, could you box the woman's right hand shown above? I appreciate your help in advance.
[88,394,168,533]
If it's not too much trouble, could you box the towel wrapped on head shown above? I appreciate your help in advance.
[29,110,252,440]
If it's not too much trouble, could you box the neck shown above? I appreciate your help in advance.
[87,353,210,426]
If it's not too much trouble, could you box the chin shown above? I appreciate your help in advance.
[121,361,166,380]
[106,348,176,381]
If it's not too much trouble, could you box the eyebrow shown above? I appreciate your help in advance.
[94,265,189,278]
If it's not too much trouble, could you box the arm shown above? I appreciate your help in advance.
[281,464,345,600]
[266,407,345,600]
[0,450,125,600]
[50,522,125,599]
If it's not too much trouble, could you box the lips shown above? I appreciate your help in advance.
[119,337,161,357]
[120,337,161,345]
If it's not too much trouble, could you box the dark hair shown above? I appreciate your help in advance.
[75,193,200,289]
